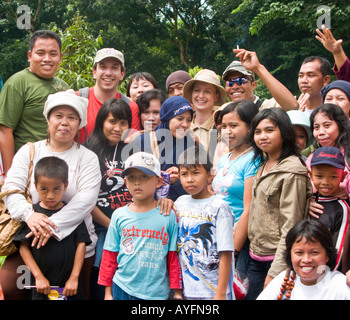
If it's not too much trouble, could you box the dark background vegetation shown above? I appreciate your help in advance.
[1,0,349,97]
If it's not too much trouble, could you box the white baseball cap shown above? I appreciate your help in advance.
[287,110,311,140]
[122,152,161,178]
[43,89,88,129]
[94,48,125,68]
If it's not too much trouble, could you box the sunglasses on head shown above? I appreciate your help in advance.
[226,77,251,87]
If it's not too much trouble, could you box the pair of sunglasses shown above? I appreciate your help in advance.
[226,77,250,87]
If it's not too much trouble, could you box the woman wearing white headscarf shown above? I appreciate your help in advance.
[0,89,101,299]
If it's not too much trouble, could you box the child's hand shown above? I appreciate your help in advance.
[63,275,79,297]
[35,276,51,295]
[104,286,114,300]
[166,167,179,185]
[308,198,324,218]
[213,292,226,300]
[172,289,183,300]
[157,198,175,216]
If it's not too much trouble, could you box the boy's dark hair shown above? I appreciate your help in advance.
[34,156,69,184]
[284,219,337,271]
[29,30,62,52]
[302,56,331,77]
[177,145,212,173]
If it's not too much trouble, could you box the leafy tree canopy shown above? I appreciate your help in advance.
[0,0,349,97]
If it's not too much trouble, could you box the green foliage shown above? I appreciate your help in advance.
[229,0,350,95]
[0,38,29,82]
[53,14,103,90]
[232,0,350,37]
[188,66,203,79]
[0,256,5,269]
[1,0,350,98]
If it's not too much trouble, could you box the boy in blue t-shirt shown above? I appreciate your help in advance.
[175,145,235,300]
[98,152,182,300]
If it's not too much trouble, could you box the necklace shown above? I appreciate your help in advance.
[222,147,253,176]
[106,143,118,177]
[277,268,296,300]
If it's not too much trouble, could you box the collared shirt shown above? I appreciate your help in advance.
[190,109,218,150]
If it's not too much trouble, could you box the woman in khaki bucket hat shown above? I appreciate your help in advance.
[182,69,227,150]
[183,69,227,106]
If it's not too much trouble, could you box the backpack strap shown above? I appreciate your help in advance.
[78,87,90,140]
[150,131,160,159]
[119,92,130,106]
[78,87,90,99]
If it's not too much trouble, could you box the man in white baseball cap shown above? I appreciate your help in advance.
[76,48,141,142]
[93,48,125,68]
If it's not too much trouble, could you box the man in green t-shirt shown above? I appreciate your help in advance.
[0,30,69,181]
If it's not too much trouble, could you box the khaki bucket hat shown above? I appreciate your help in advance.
[183,69,227,106]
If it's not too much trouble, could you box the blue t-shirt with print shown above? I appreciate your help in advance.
[103,204,178,300]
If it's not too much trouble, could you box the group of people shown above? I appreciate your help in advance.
[0,24,350,301]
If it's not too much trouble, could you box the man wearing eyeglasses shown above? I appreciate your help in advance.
[222,48,298,111]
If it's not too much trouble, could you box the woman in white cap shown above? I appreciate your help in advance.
[0,89,101,300]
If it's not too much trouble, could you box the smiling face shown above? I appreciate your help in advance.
[191,81,219,112]
[27,38,62,79]
[129,78,155,102]
[220,110,250,151]
[310,164,346,197]
[312,112,340,147]
[168,110,192,139]
[324,89,350,118]
[103,112,129,145]
[224,71,256,102]
[291,237,329,286]
[93,58,125,93]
